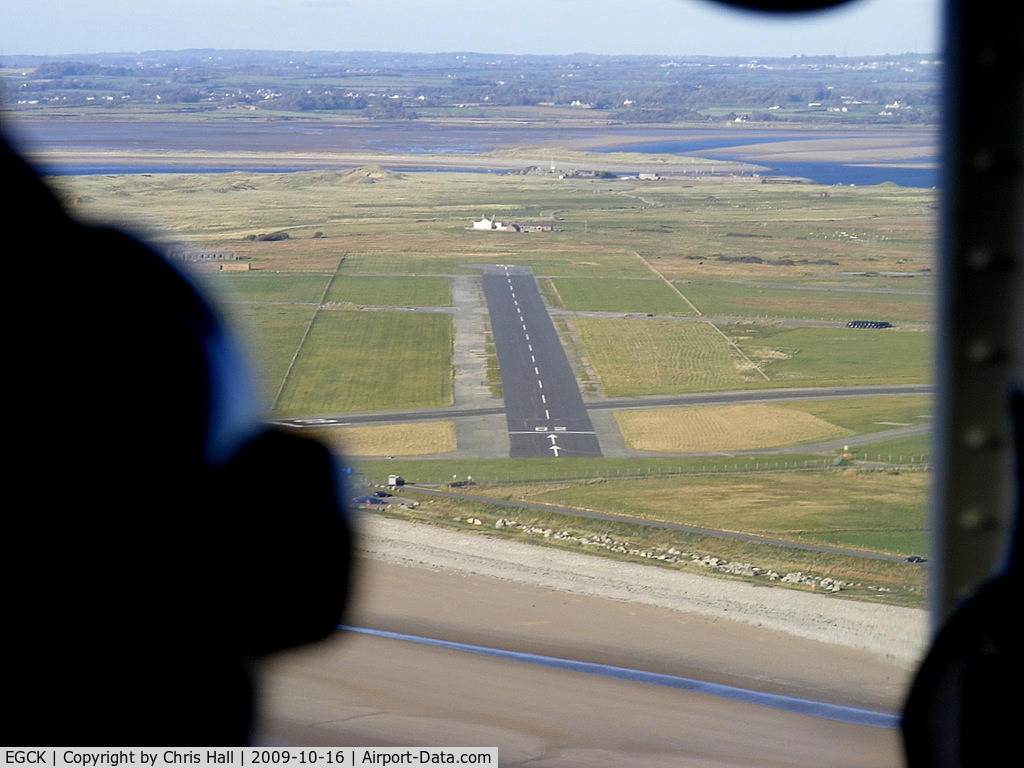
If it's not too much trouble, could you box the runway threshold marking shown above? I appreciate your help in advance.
[344,626,900,729]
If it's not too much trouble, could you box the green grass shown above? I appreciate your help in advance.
[679,281,934,323]
[273,309,453,415]
[848,435,933,463]
[571,317,931,397]
[434,469,929,555]
[356,454,836,486]
[370,473,928,606]
[574,318,755,395]
[325,275,451,306]
[230,304,318,397]
[551,277,698,314]
[54,164,938,605]
[201,273,332,303]
[735,326,932,385]
[782,396,933,433]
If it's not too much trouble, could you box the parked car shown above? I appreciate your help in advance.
[353,494,385,505]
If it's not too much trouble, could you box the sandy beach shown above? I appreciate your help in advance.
[356,514,931,669]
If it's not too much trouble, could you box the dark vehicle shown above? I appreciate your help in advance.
[353,494,386,505]
[847,320,893,329]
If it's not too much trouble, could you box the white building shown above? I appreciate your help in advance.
[472,217,513,231]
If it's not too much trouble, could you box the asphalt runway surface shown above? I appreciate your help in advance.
[256,557,912,766]
[481,265,601,458]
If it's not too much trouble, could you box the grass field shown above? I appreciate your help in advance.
[615,403,850,452]
[309,421,457,457]
[52,160,936,604]
[324,275,451,306]
[373,469,928,606]
[574,318,757,395]
[732,325,931,385]
[783,396,933,433]
[550,276,698,314]
[678,281,933,323]
[200,273,332,304]
[273,309,453,415]
[455,469,928,556]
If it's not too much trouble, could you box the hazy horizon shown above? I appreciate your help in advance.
[2,0,942,60]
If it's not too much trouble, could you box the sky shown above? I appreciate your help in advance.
[1,0,942,59]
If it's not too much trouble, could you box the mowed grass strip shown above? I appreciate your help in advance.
[573,317,756,395]
[273,309,452,415]
[325,275,451,307]
[680,281,933,323]
[306,421,456,457]
[736,326,931,385]
[550,277,698,314]
[341,244,650,279]
[783,396,933,433]
[616,404,850,452]
[201,273,332,304]
[230,304,318,395]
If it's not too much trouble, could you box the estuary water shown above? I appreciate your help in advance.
[597,136,938,188]
[8,117,938,188]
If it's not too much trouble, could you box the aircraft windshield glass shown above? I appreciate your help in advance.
[2,0,942,762]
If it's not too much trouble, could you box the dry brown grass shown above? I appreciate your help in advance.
[306,421,457,457]
[615,404,851,452]
[230,236,352,271]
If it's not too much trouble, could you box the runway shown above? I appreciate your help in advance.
[481,265,602,459]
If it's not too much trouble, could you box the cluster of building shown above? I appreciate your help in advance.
[165,248,250,272]
[471,217,554,233]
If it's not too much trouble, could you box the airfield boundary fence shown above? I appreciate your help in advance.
[432,457,931,487]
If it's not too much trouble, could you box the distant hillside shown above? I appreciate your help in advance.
[338,165,405,184]
[1,50,940,126]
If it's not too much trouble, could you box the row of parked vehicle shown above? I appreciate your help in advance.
[847,320,893,328]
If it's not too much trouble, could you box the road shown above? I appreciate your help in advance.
[276,384,933,426]
[481,265,602,458]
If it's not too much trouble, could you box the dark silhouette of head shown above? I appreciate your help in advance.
[3,133,354,746]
